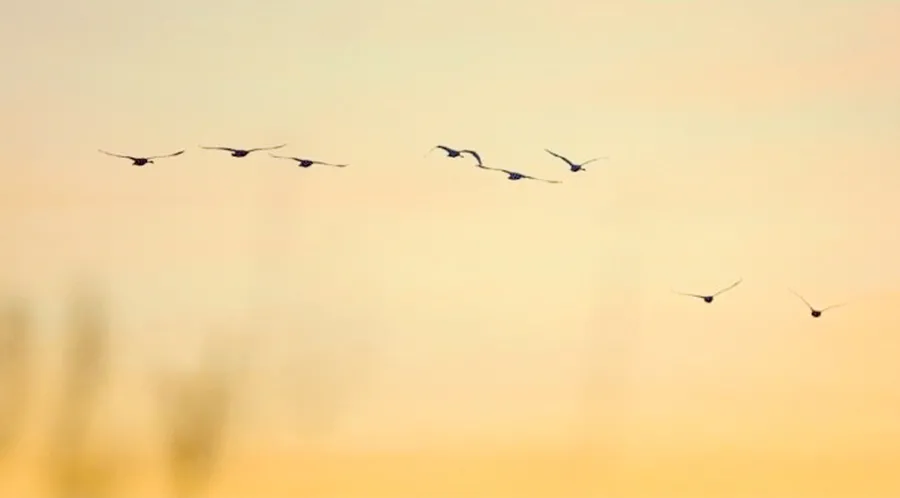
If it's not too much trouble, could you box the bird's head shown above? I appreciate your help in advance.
[147,159,155,164]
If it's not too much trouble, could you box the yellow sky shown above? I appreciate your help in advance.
[2,0,900,496]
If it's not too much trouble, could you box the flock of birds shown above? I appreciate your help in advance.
[671,279,845,319]
[98,143,608,183]
[98,143,349,169]
[99,143,843,319]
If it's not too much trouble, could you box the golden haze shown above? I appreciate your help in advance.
[2,0,900,496]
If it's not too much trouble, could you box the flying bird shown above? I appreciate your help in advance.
[544,149,608,172]
[98,149,184,166]
[481,166,561,184]
[200,144,286,157]
[674,278,742,303]
[426,145,484,167]
[789,289,846,318]
[269,154,347,168]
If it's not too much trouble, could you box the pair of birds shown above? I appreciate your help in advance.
[429,145,608,183]
[99,144,347,168]
[675,279,844,318]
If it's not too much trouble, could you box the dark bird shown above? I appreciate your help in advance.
[789,289,846,318]
[544,149,608,172]
[200,144,286,157]
[674,278,742,303]
[98,149,184,166]
[426,145,484,167]
[269,154,347,168]
[481,166,561,184]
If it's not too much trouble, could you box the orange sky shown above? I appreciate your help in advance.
[2,0,900,496]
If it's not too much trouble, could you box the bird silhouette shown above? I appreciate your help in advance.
[789,289,846,318]
[269,154,347,168]
[200,144,286,157]
[481,166,561,184]
[674,278,742,303]
[98,149,184,166]
[544,149,608,172]
[426,145,484,167]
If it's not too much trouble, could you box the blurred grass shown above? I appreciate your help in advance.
[45,284,126,498]
[0,279,373,497]
[0,296,33,463]
[155,337,240,498]
[0,280,898,497]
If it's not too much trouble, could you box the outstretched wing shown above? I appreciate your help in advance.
[523,174,561,184]
[247,144,286,152]
[98,150,136,160]
[426,145,454,157]
[713,278,743,296]
[269,153,301,161]
[673,290,705,299]
[146,150,185,159]
[580,156,609,166]
[200,146,239,152]
[788,289,815,310]
[313,161,348,167]
[544,149,576,167]
[459,149,483,165]
[821,302,848,312]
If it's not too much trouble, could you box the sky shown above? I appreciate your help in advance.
[2,0,900,496]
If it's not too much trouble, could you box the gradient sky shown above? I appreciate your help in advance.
[2,0,900,496]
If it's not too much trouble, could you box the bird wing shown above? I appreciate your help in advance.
[459,149,483,165]
[200,146,239,152]
[98,150,137,160]
[821,302,848,312]
[146,150,185,159]
[581,156,609,166]
[425,145,454,158]
[247,144,286,152]
[269,154,301,161]
[788,289,815,310]
[673,290,705,299]
[317,162,348,167]
[544,149,576,167]
[523,174,560,183]
[713,278,743,296]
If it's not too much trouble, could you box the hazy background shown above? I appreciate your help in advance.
[2,0,900,496]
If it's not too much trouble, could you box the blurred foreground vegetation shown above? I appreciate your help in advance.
[0,282,365,498]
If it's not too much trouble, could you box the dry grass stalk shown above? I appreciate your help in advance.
[157,340,239,498]
[0,296,34,463]
[45,287,125,498]
[59,289,109,409]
